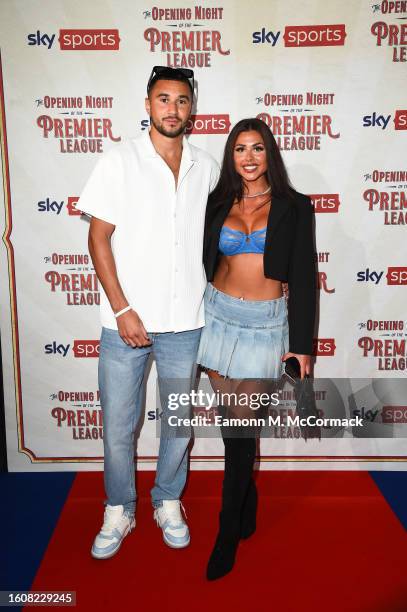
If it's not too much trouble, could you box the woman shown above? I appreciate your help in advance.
[197,118,316,580]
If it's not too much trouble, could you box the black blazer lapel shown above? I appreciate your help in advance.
[267,197,291,234]
[266,194,292,242]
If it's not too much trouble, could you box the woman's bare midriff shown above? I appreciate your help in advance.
[212,253,282,300]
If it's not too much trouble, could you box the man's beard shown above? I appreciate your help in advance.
[151,115,188,138]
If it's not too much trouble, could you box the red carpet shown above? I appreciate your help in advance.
[25,472,407,612]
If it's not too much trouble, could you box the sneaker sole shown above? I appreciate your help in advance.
[91,542,123,560]
[162,533,190,549]
[91,522,135,560]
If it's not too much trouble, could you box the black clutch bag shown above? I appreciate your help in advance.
[283,357,321,441]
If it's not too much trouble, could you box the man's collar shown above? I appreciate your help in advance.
[141,128,196,162]
[181,134,196,162]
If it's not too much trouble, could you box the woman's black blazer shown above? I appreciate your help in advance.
[203,190,316,356]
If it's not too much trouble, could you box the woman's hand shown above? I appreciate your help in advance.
[281,352,311,379]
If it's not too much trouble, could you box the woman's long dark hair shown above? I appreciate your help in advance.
[209,118,294,211]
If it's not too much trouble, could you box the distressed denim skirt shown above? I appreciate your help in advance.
[197,282,289,379]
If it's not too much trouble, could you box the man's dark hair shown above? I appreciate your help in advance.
[147,66,194,97]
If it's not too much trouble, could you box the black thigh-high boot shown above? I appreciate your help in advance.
[240,476,258,539]
[240,408,267,539]
[206,433,256,580]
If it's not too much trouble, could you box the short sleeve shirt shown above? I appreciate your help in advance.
[79,130,219,332]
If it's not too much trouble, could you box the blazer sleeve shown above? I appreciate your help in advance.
[287,195,316,355]
[203,200,213,279]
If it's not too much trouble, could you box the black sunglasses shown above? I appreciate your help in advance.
[147,66,194,95]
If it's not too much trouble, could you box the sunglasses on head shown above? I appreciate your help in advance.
[147,66,194,95]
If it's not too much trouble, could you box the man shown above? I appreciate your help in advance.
[79,66,219,559]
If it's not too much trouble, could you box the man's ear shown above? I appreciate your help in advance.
[145,96,151,116]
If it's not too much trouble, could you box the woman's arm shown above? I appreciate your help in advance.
[282,194,316,377]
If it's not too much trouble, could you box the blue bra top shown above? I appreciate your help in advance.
[218,225,267,255]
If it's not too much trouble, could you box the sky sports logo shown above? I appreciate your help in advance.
[362,111,407,130]
[27,29,120,50]
[45,340,100,357]
[382,406,407,424]
[313,338,336,356]
[309,194,340,213]
[141,115,231,134]
[252,24,346,47]
[186,114,231,135]
[357,267,407,285]
[37,197,81,216]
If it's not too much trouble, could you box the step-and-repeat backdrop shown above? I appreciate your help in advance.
[0,1,405,471]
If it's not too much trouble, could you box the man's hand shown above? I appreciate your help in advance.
[281,352,311,379]
[116,309,151,348]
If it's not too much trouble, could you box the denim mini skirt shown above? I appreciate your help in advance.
[197,283,289,379]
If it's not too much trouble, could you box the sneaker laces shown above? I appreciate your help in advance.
[156,501,187,526]
[101,506,126,534]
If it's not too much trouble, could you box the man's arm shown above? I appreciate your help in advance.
[88,217,151,348]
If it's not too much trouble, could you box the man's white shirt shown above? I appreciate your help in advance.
[79,130,219,332]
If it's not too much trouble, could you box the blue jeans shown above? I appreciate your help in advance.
[98,326,202,515]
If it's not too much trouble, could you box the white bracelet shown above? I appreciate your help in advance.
[114,305,132,319]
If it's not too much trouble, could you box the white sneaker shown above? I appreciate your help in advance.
[154,500,190,549]
[91,504,135,559]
